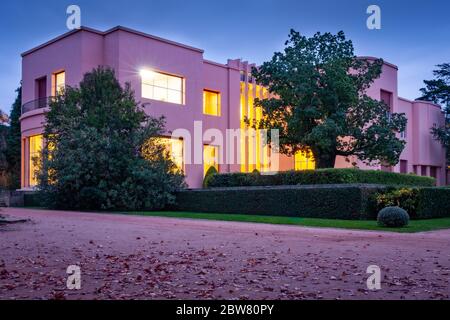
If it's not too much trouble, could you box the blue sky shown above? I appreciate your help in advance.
[1,0,449,113]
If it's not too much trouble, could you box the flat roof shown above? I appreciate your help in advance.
[21,25,205,57]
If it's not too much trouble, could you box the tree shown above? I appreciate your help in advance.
[251,30,407,168]
[418,63,450,163]
[4,87,22,189]
[38,67,185,210]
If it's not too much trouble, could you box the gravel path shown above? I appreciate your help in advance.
[1,208,449,300]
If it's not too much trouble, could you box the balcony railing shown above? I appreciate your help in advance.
[21,97,55,115]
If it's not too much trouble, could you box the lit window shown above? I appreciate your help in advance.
[294,149,316,170]
[141,69,184,104]
[203,90,220,116]
[153,137,184,171]
[203,145,219,176]
[29,135,43,186]
[53,71,65,96]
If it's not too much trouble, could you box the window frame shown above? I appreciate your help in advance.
[52,70,66,96]
[28,134,43,187]
[141,69,185,105]
[203,144,219,177]
[203,89,221,116]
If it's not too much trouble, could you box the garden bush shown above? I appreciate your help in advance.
[204,169,435,188]
[173,184,384,220]
[377,207,410,227]
[203,166,218,188]
[372,187,450,219]
[375,188,419,218]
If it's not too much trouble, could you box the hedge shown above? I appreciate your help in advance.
[204,168,435,188]
[370,187,450,220]
[172,184,385,220]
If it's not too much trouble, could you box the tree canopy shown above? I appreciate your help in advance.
[38,67,185,210]
[418,63,450,163]
[252,30,407,168]
[1,86,22,189]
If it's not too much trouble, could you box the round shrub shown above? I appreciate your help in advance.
[377,206,410,228]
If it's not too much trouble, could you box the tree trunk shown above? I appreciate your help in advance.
[314,151,337,169]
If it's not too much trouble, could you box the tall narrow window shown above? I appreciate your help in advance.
[380,89,393,114]
[29,135,43,187]
[203,145,219,176]
[53,71,65,96]
[400,160,408,174]
[295,149,316,170]
[141,69,184,104]
[203,90,220,116]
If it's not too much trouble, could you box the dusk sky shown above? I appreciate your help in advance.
[1,0,449,113]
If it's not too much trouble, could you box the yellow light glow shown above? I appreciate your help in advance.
[29,135,43,187]
[153,137,184,172]
[295,149,316,171]
[203,145,219,176]
[203,90,220,116]
[140,69,157,80]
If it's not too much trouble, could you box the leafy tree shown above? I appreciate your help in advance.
[418,63,450,163]
[4,87,22,189]
[38,67,185,210]
[251,30,407,168]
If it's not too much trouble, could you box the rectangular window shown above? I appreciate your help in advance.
[240,71,246,82]
[203,90,220,116]
[421,166,427,176]
[29,135,43,187]
[36,77,47,99]
[380,90,392,110]
[430,166,437,179]
[400,160,408,174]
[53,71,65,96]
[141,69,184,104]
[203,145,219,176]
[153,137,184,171]
[294,149,316,171]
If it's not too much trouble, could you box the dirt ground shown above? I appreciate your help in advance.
[0,208,449,300]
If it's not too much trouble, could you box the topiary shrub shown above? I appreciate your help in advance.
[377,206,410,227]
[203,166,218,188]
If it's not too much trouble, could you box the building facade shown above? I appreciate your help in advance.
[20,26,447,189]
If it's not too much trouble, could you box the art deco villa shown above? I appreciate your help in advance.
[20,26,447,189]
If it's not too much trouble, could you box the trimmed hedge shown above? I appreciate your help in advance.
[416,188,450,219]
[204,169,435,188]
[371,187,450,219]
[173,184,385,220]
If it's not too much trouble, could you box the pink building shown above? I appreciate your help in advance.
[20,26,447,189]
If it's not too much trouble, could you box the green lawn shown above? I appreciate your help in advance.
[125,211,450,233]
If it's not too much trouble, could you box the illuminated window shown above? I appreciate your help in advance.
[153,137,184,171]
[203,145,219,176]
[29,135,43,186]
[294,149,316,170]
[140,69,184,104]
[203,90,220,116]
[53,71,65,96]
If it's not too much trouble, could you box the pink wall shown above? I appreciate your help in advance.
[20,27,448,188]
